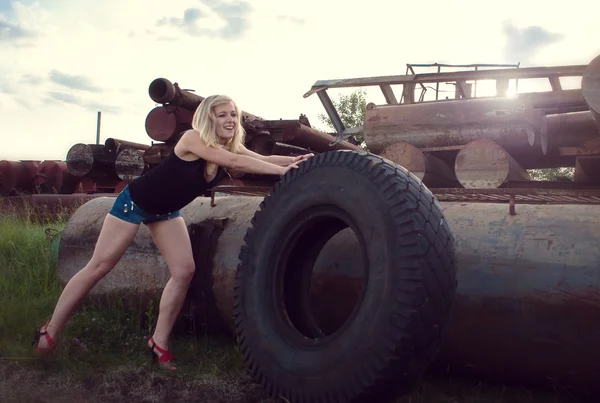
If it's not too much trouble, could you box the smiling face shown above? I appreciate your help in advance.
[213,101,237,144]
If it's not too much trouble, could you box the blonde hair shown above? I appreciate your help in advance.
[191,94,245,176]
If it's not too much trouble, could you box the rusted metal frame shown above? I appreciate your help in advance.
[432,187,600,197]
[549,75,562,90]
[316,90,345,134]
[303,64,584,98]
[379,85,398,104]
[558,147,600,156]
[404,64,427,104]
[407,62,521,68]
[456,80,471,98]
[432,188,600,205]
[509,195,517,215]
[433,192,600,204]
[406,62,520,100]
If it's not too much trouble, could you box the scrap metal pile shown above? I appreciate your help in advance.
[0,78,360,201]
[2,55,600,208]
[304,53,600,205]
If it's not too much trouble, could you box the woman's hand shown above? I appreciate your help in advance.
[292,153,314,164]
[280,162,300,176]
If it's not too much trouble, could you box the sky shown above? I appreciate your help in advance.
[1,0,599,161]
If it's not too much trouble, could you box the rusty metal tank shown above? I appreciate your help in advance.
[57,195,600,396]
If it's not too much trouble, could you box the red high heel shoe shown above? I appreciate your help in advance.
[148,337,176,371]
[32,321,56,354]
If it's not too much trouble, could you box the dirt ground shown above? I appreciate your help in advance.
[0,361,274,403]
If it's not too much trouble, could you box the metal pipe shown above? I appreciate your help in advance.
[34,160,81,194]
[104,138,151,153]
[143,143,173,166]
[57,196,600,395]
[148,78,263,122]
[144,106,193,143]
[246,120,362,152]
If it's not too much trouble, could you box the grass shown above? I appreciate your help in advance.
[0,206,583,402]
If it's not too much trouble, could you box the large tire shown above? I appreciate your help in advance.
[233,150,457,403]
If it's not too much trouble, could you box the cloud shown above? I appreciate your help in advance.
[502,22,564,64]
[47,91,124,114]
[20,73,43,85]
[0,81,17,94]
[0,17,37,41]
[49,70,103,93]
[277,15,305,25]
[155,0,252,41]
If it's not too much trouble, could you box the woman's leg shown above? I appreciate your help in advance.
[35,214,140,348]
[145,216,196,366]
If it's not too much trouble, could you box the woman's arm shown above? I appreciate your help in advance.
[237,144,314,167]
[178,132,297,176]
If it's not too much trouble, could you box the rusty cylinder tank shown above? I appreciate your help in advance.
[57,196,600,394]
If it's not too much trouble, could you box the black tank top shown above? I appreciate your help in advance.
[128,151,223,214]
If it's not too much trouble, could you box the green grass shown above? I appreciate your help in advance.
[0,212,582,402]
[0,215,64,356]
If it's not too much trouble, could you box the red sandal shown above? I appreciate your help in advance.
[32,321,56,354]
[148,337,176,371]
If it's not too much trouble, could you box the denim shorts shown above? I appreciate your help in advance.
[108,185,181,225]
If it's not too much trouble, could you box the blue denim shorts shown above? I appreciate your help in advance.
[108,185,181,225]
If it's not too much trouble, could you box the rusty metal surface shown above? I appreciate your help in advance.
[245,120,361,152]
[0,160,40,196]
[57,196,600,395]
[303,64,586,98]
[363,96,544,154]
[34,160,81,194]
[144,106,193,143]
[77,176,119,194]
[527,89,587,114]
[432,187,600,204]
[454,139,530,189]
[204,180,600,204]
[104,138,151,153]
[143,143,173,166]
[546,111,599,148]
[574,156,600,183]
[148,77,263,122]
[583,54,600,128]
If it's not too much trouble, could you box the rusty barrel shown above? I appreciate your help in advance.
[34,160,81,194]
[57,196,600,395]
[144,105,194,143]
[0,160,40,196]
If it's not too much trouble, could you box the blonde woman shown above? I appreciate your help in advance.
[32,95,314,370]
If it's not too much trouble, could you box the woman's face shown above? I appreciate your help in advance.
[213,101,237,143]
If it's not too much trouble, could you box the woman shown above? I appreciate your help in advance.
[32,95,314,370]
